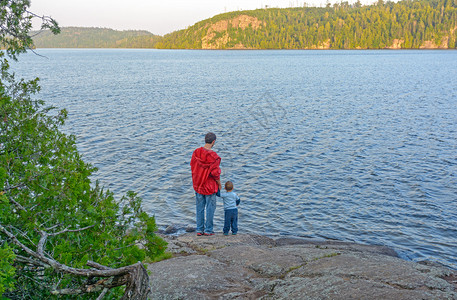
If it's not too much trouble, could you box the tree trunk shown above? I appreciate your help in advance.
[121,263,150,300]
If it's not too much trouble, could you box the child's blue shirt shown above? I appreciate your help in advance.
[219,191,240,210]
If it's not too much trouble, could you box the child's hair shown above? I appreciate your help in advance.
[225,181,233,191]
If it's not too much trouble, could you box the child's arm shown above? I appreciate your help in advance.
[236,196,240,206]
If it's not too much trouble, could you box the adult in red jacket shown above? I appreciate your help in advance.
[190,132,221,236]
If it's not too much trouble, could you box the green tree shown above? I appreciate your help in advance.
[1,1,167,298]
[155,0,457,50]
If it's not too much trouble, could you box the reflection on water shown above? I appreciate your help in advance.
[13,49,457,269]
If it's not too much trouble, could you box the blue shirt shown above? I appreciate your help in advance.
[219,191,240,210]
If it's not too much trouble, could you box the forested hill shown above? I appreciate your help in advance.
[31,0,457,50]
[32,27,161,48]
[155,0,457,49]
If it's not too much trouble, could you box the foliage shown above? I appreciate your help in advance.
[0,243,16,295]
[1,1,167,298]
[1,0,59,58]
[31,27,162,48]
[155,0,457,49]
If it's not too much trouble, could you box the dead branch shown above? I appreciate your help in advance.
[14,254,49,268]
[0,223,150,299]
[47,225,95,236]
[87,261,112,270]
[96,288,109,300]
[50,264,149,299]
[8,197,27,211]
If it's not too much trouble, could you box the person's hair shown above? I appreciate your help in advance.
[205,132,216,144]
[225,181,233,191]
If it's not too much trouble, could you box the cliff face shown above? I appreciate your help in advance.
[417,26,457,49]
[387,32,455,49]
[201,15,264,49]
[387,38,405,49]
[147,233,457,299]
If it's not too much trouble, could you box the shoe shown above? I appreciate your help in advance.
[204,233,215,236]
[232,233,237,235]
[197,232,204,236]
[223,233,228,236]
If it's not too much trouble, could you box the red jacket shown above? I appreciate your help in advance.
[190,147,221,195]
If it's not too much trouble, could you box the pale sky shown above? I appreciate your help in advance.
[30,0,377,36]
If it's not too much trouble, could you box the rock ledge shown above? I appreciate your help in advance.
[147,233,457,299]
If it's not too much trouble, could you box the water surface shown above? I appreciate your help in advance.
[13,49,457,269]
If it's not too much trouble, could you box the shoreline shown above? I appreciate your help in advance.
[156,223,456,271]
[33,47,457,50]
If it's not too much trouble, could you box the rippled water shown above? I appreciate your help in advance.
[12,49,457,269]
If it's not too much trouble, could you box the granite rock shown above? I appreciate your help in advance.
[147,233,457,299]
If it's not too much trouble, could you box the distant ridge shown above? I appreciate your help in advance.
[32,27,162,48]
[155,0,457,49]
[33,0,457,50]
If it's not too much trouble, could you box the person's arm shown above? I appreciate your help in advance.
[210,157,221,190]
[236,196,240,206]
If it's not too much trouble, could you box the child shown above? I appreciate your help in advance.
[219,181,241,235]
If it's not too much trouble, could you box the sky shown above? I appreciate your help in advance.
[30,0,377,36]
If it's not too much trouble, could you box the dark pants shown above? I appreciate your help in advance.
[223,208,238,234]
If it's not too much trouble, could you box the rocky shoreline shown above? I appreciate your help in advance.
[147,232,457,299]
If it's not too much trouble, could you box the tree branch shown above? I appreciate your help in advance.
[48,225,95,237]
[96,288,109,300]
[15,255,49,268]
[27,47,49,59]
[1,223,122,276]
[8,197,27,211]
[0,223,150,298]
[25,10,54,23]
[3,183,26,192]
[51,274,129,296]
[87,261,112,270]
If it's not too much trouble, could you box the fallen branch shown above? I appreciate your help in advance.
[0,223,150,299]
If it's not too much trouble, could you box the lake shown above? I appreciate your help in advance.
[12,49,457,269]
